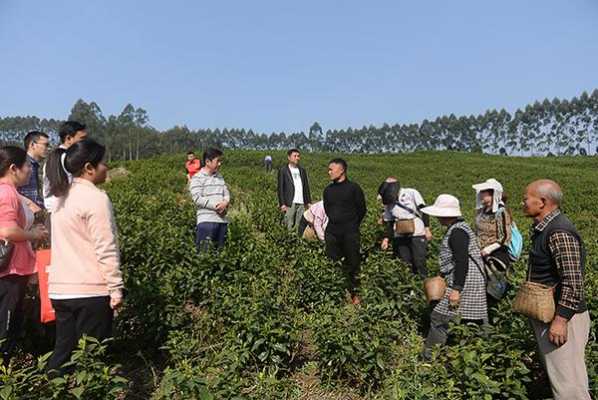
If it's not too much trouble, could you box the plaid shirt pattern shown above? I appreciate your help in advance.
[533,209,584,318]
[17,155,44,208]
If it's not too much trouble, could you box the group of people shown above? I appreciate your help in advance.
[268,148,590,400]
[1,132,589,399]
[0,121,123,375]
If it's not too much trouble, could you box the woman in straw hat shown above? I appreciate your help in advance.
[421,194,487,359]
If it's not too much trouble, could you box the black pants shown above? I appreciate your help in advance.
[423,311,489,360]
[392,235,428,278]
[47,296,113,373]
[0,274,29,360]
[297,215,309,237]
[325,230,361,294]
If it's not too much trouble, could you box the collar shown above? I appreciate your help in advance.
[72,177,97,188]
[27,154,40,166]
[59,144,68,150]
[533,209,561,232]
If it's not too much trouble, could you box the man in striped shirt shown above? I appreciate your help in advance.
[189,148,230,252]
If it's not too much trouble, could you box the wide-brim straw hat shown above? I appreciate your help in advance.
[421,194,462,217]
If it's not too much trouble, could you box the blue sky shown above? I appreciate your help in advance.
[1,1,597,133]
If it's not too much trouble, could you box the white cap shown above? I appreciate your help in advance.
[421,194,462,217]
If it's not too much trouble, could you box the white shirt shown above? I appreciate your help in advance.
[289,165,304,204]
[43,147,72,213]
[383,188,426,237]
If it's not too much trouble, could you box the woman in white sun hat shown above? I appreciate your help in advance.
[421,194,487,359]
[472,178,513,269]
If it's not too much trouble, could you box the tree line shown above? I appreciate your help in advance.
[1,89,597,160]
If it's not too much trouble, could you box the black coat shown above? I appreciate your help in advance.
[277,165,311,207]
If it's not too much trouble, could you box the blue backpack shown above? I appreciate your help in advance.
[508,222,523,262]
[496,207,523,262]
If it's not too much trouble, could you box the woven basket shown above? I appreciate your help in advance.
[512,281,555,323]
[423,276,447,303]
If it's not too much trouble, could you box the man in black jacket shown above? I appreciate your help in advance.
[323,158,366,304]
[277,149,311,231]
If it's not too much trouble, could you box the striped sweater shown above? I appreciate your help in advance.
[189,169,230,224]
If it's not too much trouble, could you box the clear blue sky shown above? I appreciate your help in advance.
[1,1,597,133]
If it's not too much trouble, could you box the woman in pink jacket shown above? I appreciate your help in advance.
[0,146,48,364]
[45,139,124,374]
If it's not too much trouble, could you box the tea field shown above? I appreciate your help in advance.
[2,150,597,399]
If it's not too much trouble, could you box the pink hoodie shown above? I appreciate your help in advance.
[48,178,123,299]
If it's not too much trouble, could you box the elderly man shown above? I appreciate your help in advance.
[522,179,590,400]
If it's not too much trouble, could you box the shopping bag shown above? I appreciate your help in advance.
[35,249,55,323]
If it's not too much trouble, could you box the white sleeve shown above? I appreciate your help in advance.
[382,205,394,221]
[412,189,425,207]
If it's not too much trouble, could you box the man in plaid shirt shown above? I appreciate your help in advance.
[523,179,590,400]
[18,131,50,209]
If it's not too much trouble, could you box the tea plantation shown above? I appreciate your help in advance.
[2,151,596,399]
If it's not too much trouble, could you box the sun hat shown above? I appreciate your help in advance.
[421,194,462,217]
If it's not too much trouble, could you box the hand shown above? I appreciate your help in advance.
[110,296,123,310]
[480,250,487,257]
[29,225,48,241]
[548,315,568,346]
[449,289,460,308]
[424,227,433,241]
[280,205,288,213]
[215,201,229,214]
[381,238,390,250]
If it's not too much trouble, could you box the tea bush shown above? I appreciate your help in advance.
[4,150,596,398]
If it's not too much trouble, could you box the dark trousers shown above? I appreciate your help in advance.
[392,235,428,278]
[0,274,29,360]
[47,296,113,373]
[297,215,309,237]
[195,222,228,253]
[325,230,361,294]
[423,310,488,360]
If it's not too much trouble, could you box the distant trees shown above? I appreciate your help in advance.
[1,89,598,159]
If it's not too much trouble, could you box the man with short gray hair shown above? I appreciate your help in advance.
[522,179,590,400]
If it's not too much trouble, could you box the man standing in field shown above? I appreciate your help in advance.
[43,121,88,213]
[189,148,230,252]
[522,179,591,400]
[185,151,201,183]
[277,149,311,232]
[323,158,366,305]
[19,131,50,210]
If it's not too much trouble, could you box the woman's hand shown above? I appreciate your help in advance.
[110,296,123,310]
[424,227,433,241]
[381,238,389,250]
[29,225,48,241]
[449,289,461,308]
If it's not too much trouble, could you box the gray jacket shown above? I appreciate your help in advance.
[189,169,230,224]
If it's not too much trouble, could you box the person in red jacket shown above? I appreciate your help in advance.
[185,151,201,182]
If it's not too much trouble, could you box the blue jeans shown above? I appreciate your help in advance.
[195,222,228,252]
